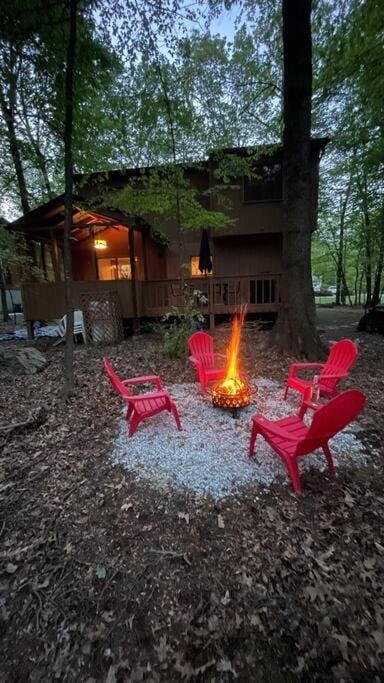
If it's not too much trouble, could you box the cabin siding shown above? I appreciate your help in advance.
[212,234,282,277]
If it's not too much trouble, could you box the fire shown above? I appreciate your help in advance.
[212,306,251,413]
[220,305,247,395]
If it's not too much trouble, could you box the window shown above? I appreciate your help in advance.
[190,256,213,277]
[243,163,282,203]
[98,257,137,280]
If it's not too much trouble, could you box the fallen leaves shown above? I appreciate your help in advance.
[0,323,384,680]
[178,512,189,524]
[5,562,17,574]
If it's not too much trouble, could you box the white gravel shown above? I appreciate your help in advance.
[111,378,370,499]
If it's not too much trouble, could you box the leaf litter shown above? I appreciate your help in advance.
[0,314,384,680]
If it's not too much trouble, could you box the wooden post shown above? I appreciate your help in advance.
[26,320,34,340]
[128,227,139,331]
[50,231,61,281]
[209,277,215,330]
[90,228,99,279]
[142,231,148,281]
[40,241,48,280]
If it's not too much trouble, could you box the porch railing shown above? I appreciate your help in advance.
[143,275,280,316]
[21,274,280,325]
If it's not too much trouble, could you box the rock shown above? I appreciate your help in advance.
[0,347,47,375]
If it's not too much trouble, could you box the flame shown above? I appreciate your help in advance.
[217,305,247,396]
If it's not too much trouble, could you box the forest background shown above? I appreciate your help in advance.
[0,0,383,307]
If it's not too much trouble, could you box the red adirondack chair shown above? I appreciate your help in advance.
[249,389,365,494]
[103,358,182,437]
[284,339,358,403]
[188,331,226,393]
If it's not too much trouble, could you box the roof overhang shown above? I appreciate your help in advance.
[7,195,138,244]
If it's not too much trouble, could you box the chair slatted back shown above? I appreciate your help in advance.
[103,358,132,397]
[296,389,366,456]
[320,339,358,392]
[188,332,216,369]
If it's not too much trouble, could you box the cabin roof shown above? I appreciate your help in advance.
[7,194,140,243]
[73,138,330,183]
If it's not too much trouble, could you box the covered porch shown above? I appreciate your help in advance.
[9,195,281,335]
[21,274,280,337]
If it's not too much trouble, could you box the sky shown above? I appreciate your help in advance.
[209,4,240,41]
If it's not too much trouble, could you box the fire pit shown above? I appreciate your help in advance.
[211,306,254,418]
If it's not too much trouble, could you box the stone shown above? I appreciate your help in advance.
[0,347,47,375]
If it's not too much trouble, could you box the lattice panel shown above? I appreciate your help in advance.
[80,291,123,344]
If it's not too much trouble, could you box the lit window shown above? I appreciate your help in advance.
[190,256,213,277]
[97,257,139,280]
[98,258,118,280]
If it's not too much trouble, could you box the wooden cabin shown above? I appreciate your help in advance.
[7,140,328,334]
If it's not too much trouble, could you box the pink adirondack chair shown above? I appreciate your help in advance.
[249,389,365,494]
[188,331,226,393]
[103,358,182,437]
[284,339,358,403]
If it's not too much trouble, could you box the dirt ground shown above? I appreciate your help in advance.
[1,307,384,682]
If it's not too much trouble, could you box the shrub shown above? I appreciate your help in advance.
[157,286,207,359]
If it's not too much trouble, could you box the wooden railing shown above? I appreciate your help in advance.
[143,275,280,316]
[22,274,280,324]
[22,280,141,322]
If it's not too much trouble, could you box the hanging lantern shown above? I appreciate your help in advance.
[94,239,107,250]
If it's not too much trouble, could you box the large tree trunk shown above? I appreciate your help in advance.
[273,0,323,358]
[0,50,37,271]
[0,59,30,215]
[336,177,352,305]
[63,0,77,400]
[20,90,54,199]
[372,211,384,306]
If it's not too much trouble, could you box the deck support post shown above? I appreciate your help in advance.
[90,228,99,279]
[40,241,48,280]
[50,231,61,281]
[128,227,139,332]
[26,320,34,340]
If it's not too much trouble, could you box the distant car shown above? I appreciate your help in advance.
[357,304,384,333]
[328,286,337,295]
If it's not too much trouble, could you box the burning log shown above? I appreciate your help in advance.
[212,306,252,415]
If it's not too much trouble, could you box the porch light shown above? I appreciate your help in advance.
[94,239,107,250]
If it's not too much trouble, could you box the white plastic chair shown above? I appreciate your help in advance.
[54,310,86,345]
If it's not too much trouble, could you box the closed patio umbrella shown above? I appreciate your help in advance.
[198,229,213,275]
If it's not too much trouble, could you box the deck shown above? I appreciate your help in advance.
[21,274,280,330]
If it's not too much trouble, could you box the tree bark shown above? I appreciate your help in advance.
[63,0,77,400]
[372,212,384,306]
[272,0,324,358]
[20,89,54,199]
[0,49,37,272]
[336,176,352,305]
[0,54,30,215]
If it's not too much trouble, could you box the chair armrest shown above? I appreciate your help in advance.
[124,390,169,403]
[289,362,324,377]
[122,375,163,390]
[300,399,322,413]
[320,372,348,381]
[189,356,202,368]
[252,415,302,441]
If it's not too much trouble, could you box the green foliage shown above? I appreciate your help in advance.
[0,227,36,278]
[156,286,207,359]
[104,166,234,235]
